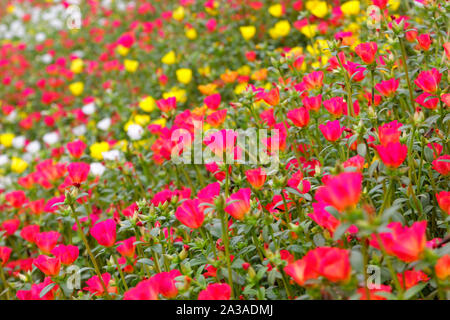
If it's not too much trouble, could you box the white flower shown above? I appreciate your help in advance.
[127,124,144,140]
[72,124,86,136]
[97,118,111,131]
[26,141,41,153]
[102,150,121,161]
[82,102,96,115]
[0,155,9,166]
[90,162,106,176]
[35,32,46,42]
[12,136,26,149]
[43,132,59,145]
[41,54,53,64]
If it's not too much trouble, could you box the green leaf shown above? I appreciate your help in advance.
[39,283,57,298]
[404,282,428,300]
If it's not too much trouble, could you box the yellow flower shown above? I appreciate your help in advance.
[152,118,167,127]
[198,66,211,77]
[185,28,197,40]
[134,114,151,126]
[139,96,156,112]
[162,51,176,65]
[341,1,360,15]
[269,20,290,39]
[176,68,193,84]
[117,45,130,56]
[173,6,185,21]
[203,123,211,132]
[124,59,139,73]
[90,142,109,160]
[240,26,256,40]
[268,4,283,17]
[11,157,27,173]
[124,121,135,131]
[300,24,317,38]
[69,82,84,96]
[163,88,187,103]
[389,0,400,11]
[0,133,14,147]
[306,1,328,18]
[237,65,251,76]
[70,58,83,74]
[7,4,14,13]
[234,83,247,95]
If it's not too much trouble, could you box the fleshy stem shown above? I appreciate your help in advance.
[0,264,11,300]
[220,207,234,299]
[69,204,110,299]
[112,254,129,292]
[398,36,415,113]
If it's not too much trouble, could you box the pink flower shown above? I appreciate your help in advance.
[33,255,61,276]
[355,42,378,64]
[287,107,310,127]
[35,231,60,254]
[414,68,442,93]
[67,162,90,187]
[67,140,87,159]
[245,168,267,190]
[319,120,344,142]
[51,244,79,265]
[198,283,231,300]
[376,142,408,169]
[315,172,363,212]
[175,199,205,229]
[90,219,117,247]
[225,188,252,220]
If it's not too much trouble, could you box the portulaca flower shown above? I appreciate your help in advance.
[12,136,26,149]
[102,150,121,161]
[26,141,41,153]
[82,102,96,115]
[72,125,86,136]
[127,124,144,140]
[97,118,111,131]
[43,132,59,145]
[90,162,106,176]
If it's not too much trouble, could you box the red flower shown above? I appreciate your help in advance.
[397,269,429,290]
[432,155,450,175]
[116,236,136,257]
[417,34,431,51]
[370,221,427,263]
[314,172,362,212]
[378,120,402,146]
[303,71,324,90]
[153,270,182,298]
[124,277,160,300]
[245,168,266,190]
[319,120,344,142]
[262,87,280,106]
[414,68,442,93]
[225,188,252,220]
[35,231,60,254]
[156,97,177,112]
[435,255,450,280]
[206,109,227,127]
[376,142,407,168]
[17,277,59,300]
[67,162,90,187]
[175,199,205,229]
[375,78,400,97]
[357,285,391,300]
[303,94,321,111]
[198,283,231,300]
[308,202,340,235]
[436,191,450,215]
[33,255,61,276]
[67,140,87,159]
[90,219,117,247]
[0,246,12,266]
[5,190,27,208]
[204,93,221,110]
[323,96,347,117]
[51,244,79,265]
[287,107,310,127]
[415,92,438,110]
[20,225,40,243]
[355,42,378,64]
[1,219,20,236]
[84,273,116,296]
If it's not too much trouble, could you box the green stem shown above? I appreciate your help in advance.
[0,264,11,300]
[113,254,129,291]
[398,37,415,112]
[220,209,234,299]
